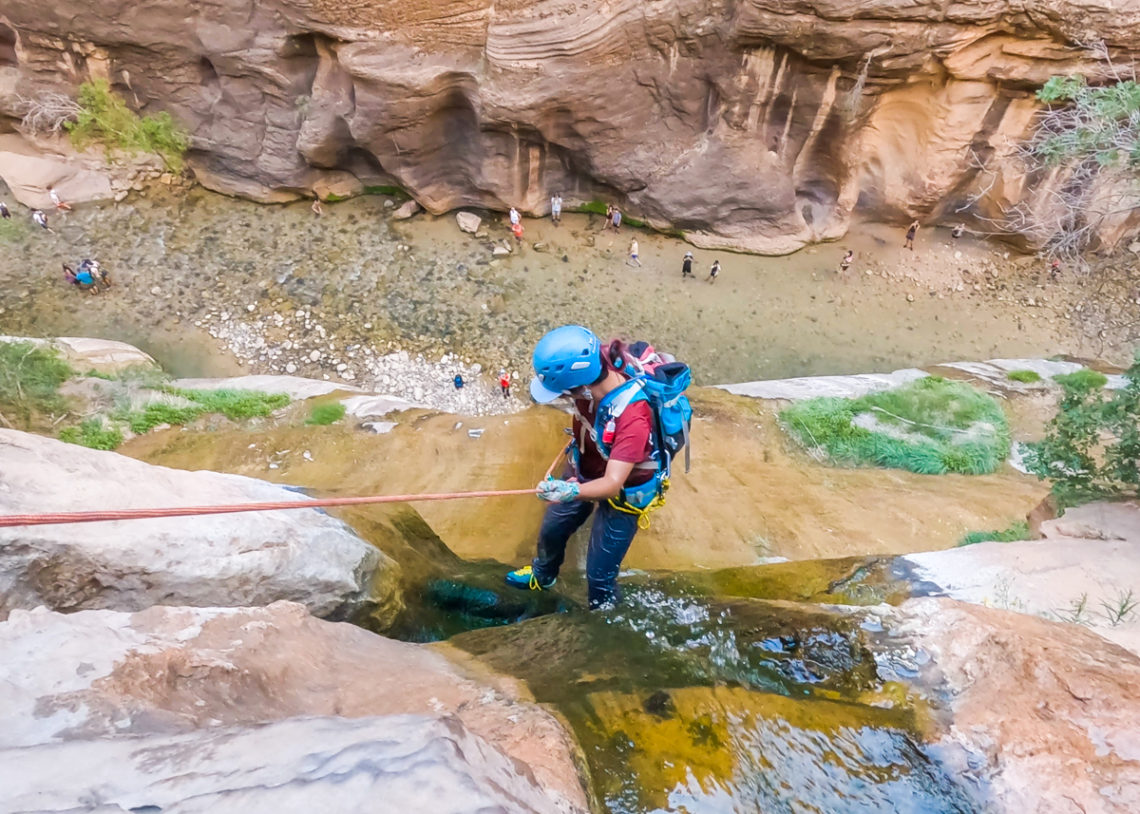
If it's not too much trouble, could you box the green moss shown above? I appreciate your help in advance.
[780,377,1011,475]
[306,402,346,425]
[323,192,348,203]
[0,341,73,426]
[363,185,409,198]
[58,418,123,450]
[1007,369,1042,383]
[1052,368,1108,390]
[957,520,1032,546]
[65,79,189,171]
[664,556,912,606]
[574,200,608,216]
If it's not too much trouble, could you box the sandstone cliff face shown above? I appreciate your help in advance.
[1,0,1137,251]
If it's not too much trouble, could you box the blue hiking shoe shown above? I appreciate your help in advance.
[504,565,556,591]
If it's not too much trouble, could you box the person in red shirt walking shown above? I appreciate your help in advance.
[505,325,659,609]
[499,369,511,398]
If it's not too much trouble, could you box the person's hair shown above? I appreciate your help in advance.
[595,339,635,383]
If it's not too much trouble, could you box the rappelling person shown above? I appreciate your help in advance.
[505,325,691,609]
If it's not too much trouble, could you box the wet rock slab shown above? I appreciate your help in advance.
[0,601,589,813]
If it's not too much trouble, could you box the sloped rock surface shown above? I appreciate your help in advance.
[2,0,1138,251]
[902,501,1140,656]
[0,601,588,813]
[887,597,1140,814]
[0,428,397,621]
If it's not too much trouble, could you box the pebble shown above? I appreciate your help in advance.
[309,350,321,361]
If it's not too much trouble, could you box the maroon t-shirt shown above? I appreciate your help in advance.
[572,397,655,486]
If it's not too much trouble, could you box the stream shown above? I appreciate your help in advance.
[0,184,1129,390]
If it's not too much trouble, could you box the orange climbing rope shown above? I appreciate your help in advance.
[0,443,574,529]
[0,489,538,528]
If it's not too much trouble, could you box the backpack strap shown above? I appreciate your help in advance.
[577,379,657,470]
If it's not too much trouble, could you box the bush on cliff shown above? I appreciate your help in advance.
[0,341,72,428]
[780,377,1011,475]
[1007,72,1140,263]
[1025,355,1140,507]
[66,79,189,172]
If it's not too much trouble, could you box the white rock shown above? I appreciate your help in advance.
[456,211,482,233]
[0,336,158,374]
[310,350,321,362]
[0,430,394,619]
[171,375,360,400]
[391,199,422,220]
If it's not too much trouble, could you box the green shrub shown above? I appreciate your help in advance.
[0,341,72,426]
[1007,370,1042,383]
[958,520,1031,547]
[122,402,202,434]
[58,418,123,451]
[172,387,290,420]
[780,377,1011,475]
[1052,368,1108,390]
[306,402,346,425]
[65,79,189,171]
[1026,355,1140,507]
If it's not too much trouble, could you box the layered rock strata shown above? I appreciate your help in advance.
[1,0,1138,251]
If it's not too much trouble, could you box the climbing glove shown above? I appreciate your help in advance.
[536,479,580,503]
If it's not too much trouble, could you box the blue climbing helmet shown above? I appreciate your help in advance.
[530,325,602,403]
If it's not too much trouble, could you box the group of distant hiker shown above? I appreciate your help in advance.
[1,188,108,295]
[63,258,111,294]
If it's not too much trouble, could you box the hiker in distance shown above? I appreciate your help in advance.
[506,325,691,609]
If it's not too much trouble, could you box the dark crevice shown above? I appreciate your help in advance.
[0,24,16,68]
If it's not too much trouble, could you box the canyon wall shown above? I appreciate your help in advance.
[0,0,1137,252]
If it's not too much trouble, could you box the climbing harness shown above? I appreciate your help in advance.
[607,476,670,530]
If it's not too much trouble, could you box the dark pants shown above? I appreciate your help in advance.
[532,495,640,609]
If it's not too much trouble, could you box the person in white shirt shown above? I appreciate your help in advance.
[550,193,563,225]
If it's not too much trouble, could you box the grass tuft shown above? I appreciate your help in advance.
[958,520,1032,546]
[1052,368,1108,391]
[780,377,1011,475]
[1007,370,1042,383]
[119,388,290,434]
[58,418,123,451]
[306,402,346,426]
